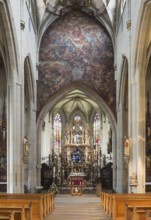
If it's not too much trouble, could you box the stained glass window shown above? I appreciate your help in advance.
[54,113,62,154]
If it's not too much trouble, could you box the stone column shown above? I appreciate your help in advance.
[116,104,125,192]
[7,72,24,193]
[27,102,37,192]
[37,120,42,187]
[15,83,24,193]
[129,79,145,193]
[112,127,117,191]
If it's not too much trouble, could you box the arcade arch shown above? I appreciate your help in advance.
[37,83,117,191]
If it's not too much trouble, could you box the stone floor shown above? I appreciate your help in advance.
[45,195,111,220]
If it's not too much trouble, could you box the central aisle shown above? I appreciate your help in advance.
[45,195,112,220]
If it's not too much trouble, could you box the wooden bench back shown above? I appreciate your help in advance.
[0,193,54,216]
[0,199,41,220]
[0,203,32,220]
[100,192,151,220]
[125,205,151,220]
[0,210,15,220]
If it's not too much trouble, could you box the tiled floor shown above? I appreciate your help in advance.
[45,195,111,220]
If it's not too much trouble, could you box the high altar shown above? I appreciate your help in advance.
[59,115,98,194]
[69,172,86,195]
[41,114,100,193]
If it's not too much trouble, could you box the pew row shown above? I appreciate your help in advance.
[0,203,32,220]
[0,193,54,220]
[0,211,15,220]
[125,205,151,220]
[100,192,151,220]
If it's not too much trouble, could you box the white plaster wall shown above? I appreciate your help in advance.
[116,0,147,193]
[116,0,143,94]
[116,3,129,82]
[5,0,38,192]
[9,0,37,78]
[9,0,21,52]
[22,3,37,77]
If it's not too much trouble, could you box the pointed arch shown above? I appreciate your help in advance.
[36,82,117,189]
[134,0,151,80]
[37,82,116,130]
[0,0,19,77]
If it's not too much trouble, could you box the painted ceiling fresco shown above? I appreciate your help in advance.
[38,10,116,116]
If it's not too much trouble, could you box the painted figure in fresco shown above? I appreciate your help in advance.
[23,136,30,156]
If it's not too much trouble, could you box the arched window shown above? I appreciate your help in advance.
[93,113,100,151]
[54,113,62,154]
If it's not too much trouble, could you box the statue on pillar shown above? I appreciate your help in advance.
[23,136,30,157]
[124,136,130,157]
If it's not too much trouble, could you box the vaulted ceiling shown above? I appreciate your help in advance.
[36,0,116,120]
[36,0,116,39]
[53,90,99,120]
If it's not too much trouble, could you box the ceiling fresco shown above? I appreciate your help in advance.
[38,10,116,116]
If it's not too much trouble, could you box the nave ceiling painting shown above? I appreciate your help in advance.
[38,10,115,116]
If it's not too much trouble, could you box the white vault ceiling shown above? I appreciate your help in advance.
[53,89,100,120]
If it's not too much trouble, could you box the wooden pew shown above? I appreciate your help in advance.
[100,192,115,215]
[100,192,151,220]
[146,212,151,220]
[0,193,54,218]
[0,193,54,217]
[112,195,151,220]
[0,217,11,220]
[0,199,41,220]
[0,193,54,220]
[100,192,107,210]
[0,203,32,220]
[125,205,151,220]
[0,211,15,220]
